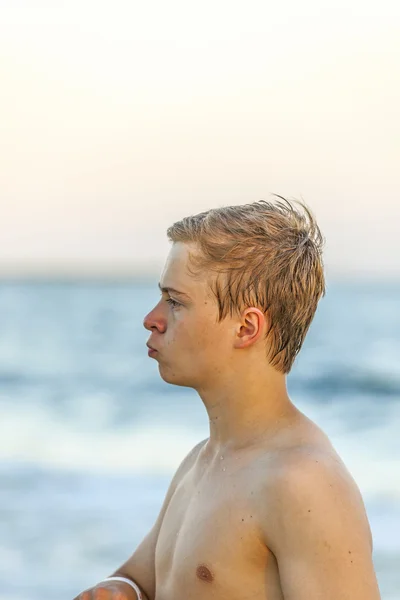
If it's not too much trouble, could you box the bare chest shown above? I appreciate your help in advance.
[155,459,282,600]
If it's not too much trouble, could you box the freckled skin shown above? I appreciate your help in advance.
[154,441,286,600]
[151,428,377,600]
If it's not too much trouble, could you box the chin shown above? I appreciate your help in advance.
[158,364,195,388]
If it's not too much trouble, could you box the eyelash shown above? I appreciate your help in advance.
[165,297,181,309]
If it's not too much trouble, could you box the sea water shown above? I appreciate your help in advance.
[0,280,398,600]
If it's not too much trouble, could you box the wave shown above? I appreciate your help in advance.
[0,403,200,474]
[0,398,399,502]
[1,365,400,398]
[291,369,400,399]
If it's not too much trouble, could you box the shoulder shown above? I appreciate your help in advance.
[185,437,209,466]
[259,412,364,521]
[260,445,373,554]
[157,438,208,514]
[171,438,208,483]
[271,445,356,499]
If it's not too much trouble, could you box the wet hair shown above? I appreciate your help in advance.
[167,196,325,373]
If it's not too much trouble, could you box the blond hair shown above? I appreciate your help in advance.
[167,196,325,373]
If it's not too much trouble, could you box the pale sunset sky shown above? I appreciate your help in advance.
[1,0,399,279]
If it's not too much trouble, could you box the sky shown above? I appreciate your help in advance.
[1,0,399,279]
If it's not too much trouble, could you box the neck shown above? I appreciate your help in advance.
[196,359,297,454]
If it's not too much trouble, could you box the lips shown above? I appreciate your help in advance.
[146,342,157,351]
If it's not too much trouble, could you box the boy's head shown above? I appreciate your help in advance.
[143,197,325,388]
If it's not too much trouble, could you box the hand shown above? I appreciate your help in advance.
[73,579,148,600]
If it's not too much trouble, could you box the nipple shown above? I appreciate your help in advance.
[196,564,214,583]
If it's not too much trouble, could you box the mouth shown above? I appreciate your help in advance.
[146,343,158,356]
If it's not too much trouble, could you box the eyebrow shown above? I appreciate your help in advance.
[158,282,192,300]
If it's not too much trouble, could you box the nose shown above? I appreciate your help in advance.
[143,303,167,333]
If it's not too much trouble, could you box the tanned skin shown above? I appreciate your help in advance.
[74,241,381,600]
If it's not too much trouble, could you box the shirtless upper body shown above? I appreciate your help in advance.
[109,412,379,600]
[76,409,380,600]
[74,201,381,600]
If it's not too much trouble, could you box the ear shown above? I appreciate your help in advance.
[233,307,266,349]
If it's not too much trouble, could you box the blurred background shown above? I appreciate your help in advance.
[0,1,399,599]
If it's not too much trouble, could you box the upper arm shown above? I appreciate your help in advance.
[112,438,207,600]
[264,453,381,600]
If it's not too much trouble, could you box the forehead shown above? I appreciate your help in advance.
[161,242,207,295]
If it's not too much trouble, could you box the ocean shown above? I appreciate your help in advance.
[0,280,398,599]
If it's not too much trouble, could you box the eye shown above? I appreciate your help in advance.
[166,297,181,309]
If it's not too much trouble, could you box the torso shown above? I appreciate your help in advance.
[154,411,343,600]
[155,440,288,600]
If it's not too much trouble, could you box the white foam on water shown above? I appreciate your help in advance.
[0,402,200,474]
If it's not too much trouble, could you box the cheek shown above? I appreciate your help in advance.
[164,316,189,347]
[168,316,207,350]
[196,321,228,355]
